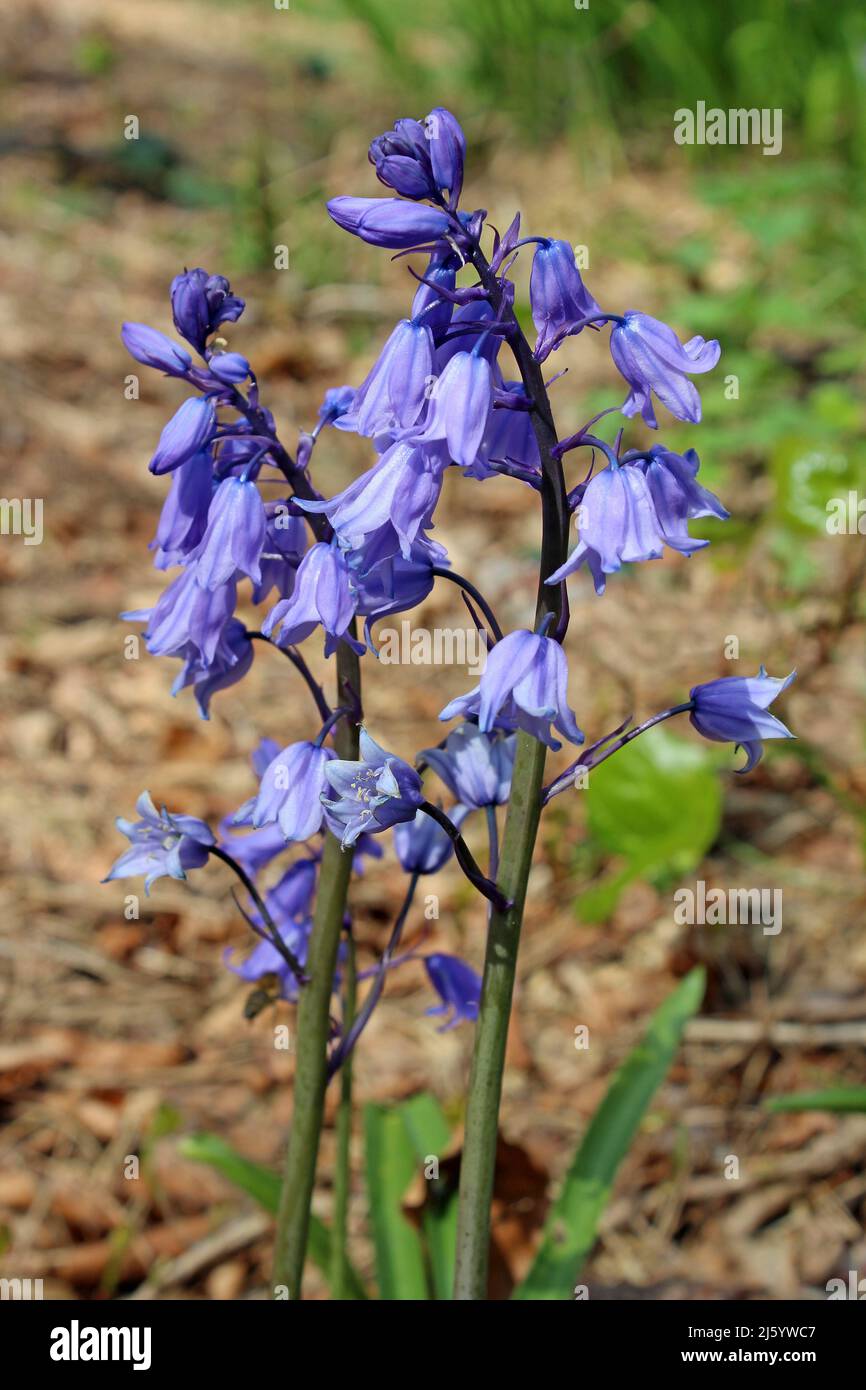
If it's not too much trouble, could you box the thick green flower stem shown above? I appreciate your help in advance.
[453,242,570,1300]
[273,638,361,1299]
[330,935,356,1300]
[452,730,546,1298]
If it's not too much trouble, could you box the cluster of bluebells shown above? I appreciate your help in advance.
[106,107,794,1056]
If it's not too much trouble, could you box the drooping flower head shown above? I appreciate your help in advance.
[193,476,267,590]
[322,730,424,848]
[125,564,237,665]
[170,268,245,354]
[263,542,365,657]
[333,318,433,438]
[170,618,254,720]
[610,312,721,428]
[530,238,601,362]
[393,806,461,876]
[252,740,337,842]
[690,668,795,772]
[103,792,214,895]
[440,630,583,751]
[149,396,217,476]
[424,953,481,1029]
[421,723,516,808]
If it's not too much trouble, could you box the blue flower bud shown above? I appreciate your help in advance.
[149,396,217,475]
[326,196,451,250]
[121,322,191,376]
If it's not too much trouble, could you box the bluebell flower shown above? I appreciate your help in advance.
[423,107,466,207]
[353,547,436,627]
[610,312,721,428]
[690,667,795,772]
[394,805,465,875]
[424,953,481,1029]
[327,196,451,250]
[414,349,493,469]
[218,819,286,877]
[150,396,217,476]
[121,322,192,377]
[125,564,236,665]
[103,792,214,895]
[547,451,727,592]
[440,630,583,750]
[193,476,267,590]
[251,503,306,605]
[334,319,434,437]
[151,449,214,569]
[207,352,251,385]
[299,441,449,572]
[262,541,364,657]
[530,238,601,362]
[369,117,438,200]
[170,268,245,354]
[170,618,253,719]
[252,740,336,841]
[421,723,516,808]
[471,380,541,482]
[317,385,356,429]
[322,729,424,848]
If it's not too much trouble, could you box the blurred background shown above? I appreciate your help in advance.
[1,0,865,1299]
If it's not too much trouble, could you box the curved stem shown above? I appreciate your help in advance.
[453,239,572,1300]
[331,933,356,1300]
[431,566,504,644]
[207,844,306,986]
[542,704,693,804]
[273,634,361,1299]
[246,632,332,723]
[419,802,510,913]
[328,872,420,1078]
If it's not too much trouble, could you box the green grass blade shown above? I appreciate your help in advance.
[765,1088,866,1113]
[363,1103,429,1299]
[513,967,705,1300]
[179,1133,367,1299]
[397,1093,458,1300]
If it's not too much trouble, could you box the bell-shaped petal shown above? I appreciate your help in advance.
[415,350,493,469]
[530,238,601,362]
[126,564,237,665]
[440,630,583,751]
[169,618,254,719]
[424,107,466,206]
[252,741,336,841]
[421,723,515,808]
[394,806,462,875]
[149,396,217,475]
[335,319,433,437]
[262,542,363,657]
[151,449,215,569]
[610,312,721,429]
[103,792,214,895]
[322,729,423,847]
[690,668,795,772]
[193,477,266,590]
[424,953,480,1029]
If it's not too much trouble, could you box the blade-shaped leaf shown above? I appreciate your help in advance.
[765,1088,866,1113]
[397,1093,458,1300]
[179,1133,367,1299]
[363,1103,429,1299]
[514,967,705,1300]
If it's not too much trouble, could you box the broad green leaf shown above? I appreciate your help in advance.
[581,729,722,920]
[397,1093,458,1300]
[765,1088,866,1114]
[514,967,705,1300]
[363,1104,428,1300]
[179,1133,367,1299]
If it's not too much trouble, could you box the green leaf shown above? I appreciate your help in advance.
[765,1088,866,1113]
[363,1103,429,1299]
[581,729,722,920]
[179,1133,367,1299]
[397,1093,458,1300]
[513,967,706,1300]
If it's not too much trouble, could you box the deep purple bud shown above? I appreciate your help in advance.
[121,322,192,377]
[193,476,266,590]
[326,196,451,250]
[170,268,245,353]
[610,312,721,429]
[149,396,217,475]
[690,667,795,772]
[252,740,336,841]
[423,108,466,207]
[424,953,480,1029]
[208,352,251,384]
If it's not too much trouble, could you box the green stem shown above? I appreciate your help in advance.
[331,933,356,1299]
[452,243,570,1300]
[272,636,361,1299]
